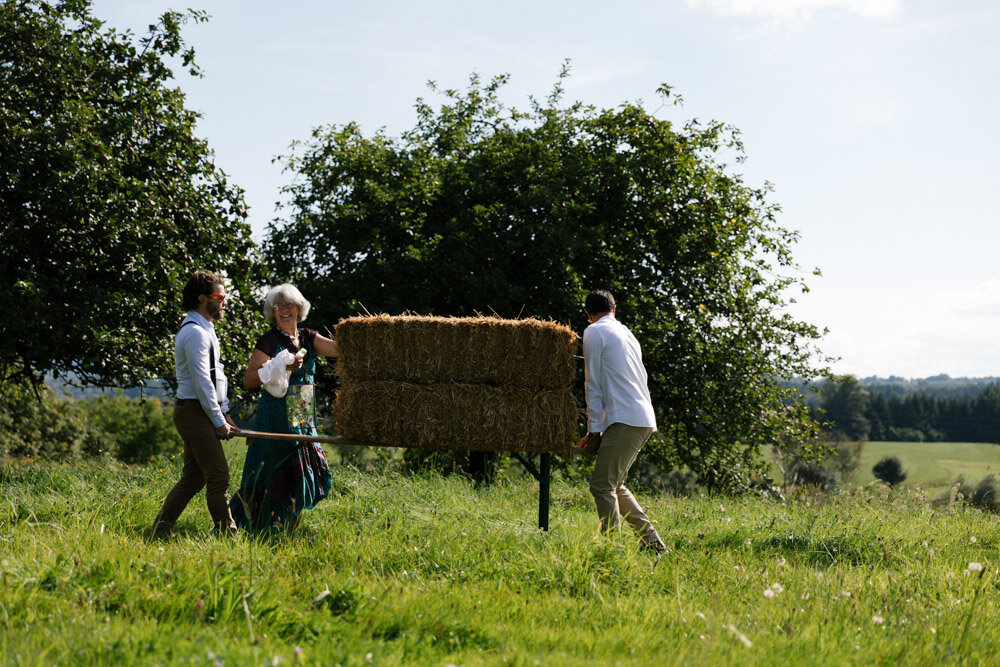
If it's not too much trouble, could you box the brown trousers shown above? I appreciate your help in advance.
[589,422,662,546]
[153,403,237,533]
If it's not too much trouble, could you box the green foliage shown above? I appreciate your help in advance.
[873,456,907,487]
[266,66,828,493]
[946,474,1000,514]
[0,381,180,462]
[0,381,109,460]
[820,375,870,440]
[0,0,266,390]
[772,428,864,493]
[83,391,181,462]
[3,459,1000,664]
[825,434,866,482]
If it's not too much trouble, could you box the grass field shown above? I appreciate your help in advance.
[4,442,1000,665]
[853,441,1000,494]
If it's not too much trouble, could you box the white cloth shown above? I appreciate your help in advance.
[583,314,657,434]
[175,311,229,428]
[257,349,297,398]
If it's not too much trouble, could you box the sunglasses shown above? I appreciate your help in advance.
[207,293,227,302]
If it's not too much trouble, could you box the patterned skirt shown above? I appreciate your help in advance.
[230,387,332,531]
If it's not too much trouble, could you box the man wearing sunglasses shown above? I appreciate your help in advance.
[152,269,241,536]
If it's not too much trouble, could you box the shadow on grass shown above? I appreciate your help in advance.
[699,531,884,567]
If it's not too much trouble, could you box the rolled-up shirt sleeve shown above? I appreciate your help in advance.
[583,327,605,433]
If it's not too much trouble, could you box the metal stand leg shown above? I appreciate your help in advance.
[512,452,552,531]
[539,452,550,532]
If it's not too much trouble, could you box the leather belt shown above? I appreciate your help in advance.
[175,398,223,407]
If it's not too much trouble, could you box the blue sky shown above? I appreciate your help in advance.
[91,0,1000,379]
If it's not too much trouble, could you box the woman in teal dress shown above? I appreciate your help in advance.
[230,284,339,531]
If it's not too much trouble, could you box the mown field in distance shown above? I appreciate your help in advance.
[853,441,1000,494]
[4,443,1000,665]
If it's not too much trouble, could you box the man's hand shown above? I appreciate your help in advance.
[574,432,602,456]
[216,417,241,440]
[221,414,242,440]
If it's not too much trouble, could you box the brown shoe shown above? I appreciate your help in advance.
[149,523,174,539]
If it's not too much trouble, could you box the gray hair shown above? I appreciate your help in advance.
[263,283,311,325]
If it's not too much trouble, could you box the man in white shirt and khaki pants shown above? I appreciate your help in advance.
[576,290,667,555]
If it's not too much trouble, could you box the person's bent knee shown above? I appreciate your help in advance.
[204,471,230,490]
[589,479,616,498]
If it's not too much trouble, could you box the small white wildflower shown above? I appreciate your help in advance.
[931,627,936,634]
[872,615,884,625]
[727,624,753,648]
[841,591,852,597]
[970,536,978,543]
[745,539,752,547]
[968,562,983,572]
[777,558,787,567]
[763,588,775,599]
[770,583,784,594]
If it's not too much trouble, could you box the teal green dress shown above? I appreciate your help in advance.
[230,328,332,531]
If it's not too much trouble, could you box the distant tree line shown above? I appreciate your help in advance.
[804,376,1000,443]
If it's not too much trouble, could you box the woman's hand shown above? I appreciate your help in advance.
[243,349,272,390]
[287,347,307,371]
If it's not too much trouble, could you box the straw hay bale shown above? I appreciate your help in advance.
[334,381,577,453]
[335,315,577,389]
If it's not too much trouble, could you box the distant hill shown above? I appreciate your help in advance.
[782,374,1000,407]
[44,374,170,401]
[857,375,1000,400]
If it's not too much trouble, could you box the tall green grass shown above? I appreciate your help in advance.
[2,451,999,665]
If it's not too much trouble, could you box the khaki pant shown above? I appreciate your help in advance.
[153,403,237,533]
[589,423,661,546]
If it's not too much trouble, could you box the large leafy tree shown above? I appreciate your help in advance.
[819,375,871,441]
[0,0,265,391]
[266,67,829,492]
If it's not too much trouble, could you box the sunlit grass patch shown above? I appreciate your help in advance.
[3,458,1000,664]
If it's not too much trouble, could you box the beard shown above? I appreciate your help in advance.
[207,301,225,321]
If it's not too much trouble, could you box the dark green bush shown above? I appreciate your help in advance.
[791,462,838,492]
[0,383,180,463]
[83,392,181,463]
[0,382,109,460]
[872,456,907,487]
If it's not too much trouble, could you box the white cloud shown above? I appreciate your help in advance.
[685,0,902,21]
[929,278,1000,318]
[819,279,1000,378]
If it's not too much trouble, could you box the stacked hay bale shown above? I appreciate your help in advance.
[334,315,579,453]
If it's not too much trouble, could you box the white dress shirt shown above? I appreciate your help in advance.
[175,311,229,428]
[583,314,657,433]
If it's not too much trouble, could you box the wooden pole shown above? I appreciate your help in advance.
[238,430,354,445]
